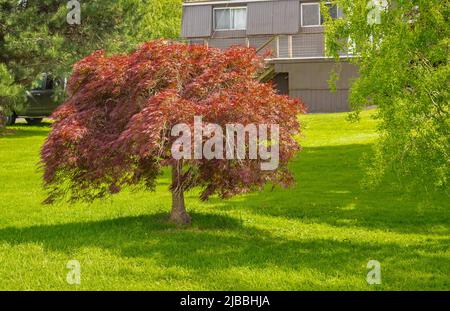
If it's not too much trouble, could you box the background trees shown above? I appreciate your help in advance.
[324,0,449,192]
[0,0,182,125]
[0,64,22,128]
[40,41,304,224]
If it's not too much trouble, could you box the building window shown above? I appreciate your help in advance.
[214,7,247,30]
[301,2,341,27]
[301,3,321,27]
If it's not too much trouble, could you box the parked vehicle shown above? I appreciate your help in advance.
[5,73,64,125]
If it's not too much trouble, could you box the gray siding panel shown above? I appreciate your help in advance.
[292,33,324,57]
[247,2,273,35]
[276,61,357,90]
[273,1,300,34]
[208,38,247,49]
[275,61,358,112]
[212,30,246,38]
[248,36,276,55]
[182,5,212,38]
[248,1,300,35]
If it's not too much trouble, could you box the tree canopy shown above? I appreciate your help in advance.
[324,0,449,191]
[41,41,304,224]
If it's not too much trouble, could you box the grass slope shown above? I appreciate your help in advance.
[0,111,448,290]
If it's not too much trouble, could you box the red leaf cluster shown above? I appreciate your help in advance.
[41,40,305,203]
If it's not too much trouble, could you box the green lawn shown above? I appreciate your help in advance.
[0,111,448,290]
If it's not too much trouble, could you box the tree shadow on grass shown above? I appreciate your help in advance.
[0,213,450,268]
[205,144,450,236]
[0,212,448,283]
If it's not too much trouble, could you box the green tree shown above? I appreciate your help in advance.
[324,0,449,192]
[0,63,22,128]
[0,0,182,124]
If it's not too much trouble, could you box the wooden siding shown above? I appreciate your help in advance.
[248,36,276,55]
[273,0,300,34]
[181,5,212,38]
[247,2,273,35]
[208,38,248,49]
[212,30,247,38]
[275,61,358,112]
[291,33,324,57]
[247,0,299,35]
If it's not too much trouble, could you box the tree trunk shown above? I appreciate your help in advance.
[169,161,191,225]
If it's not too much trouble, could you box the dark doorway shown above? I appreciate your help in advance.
[272,73,289,95]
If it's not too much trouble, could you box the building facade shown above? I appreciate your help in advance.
[181,0,358,113]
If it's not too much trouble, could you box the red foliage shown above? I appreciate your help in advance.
[41,40,304,203]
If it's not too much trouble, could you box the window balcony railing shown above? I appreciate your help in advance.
[187,35,326,59]
[185,35,352,59]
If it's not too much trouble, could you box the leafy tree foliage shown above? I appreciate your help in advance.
[0,0,181,124]
[0,64,22,127]
[324,0,449,192]
[40,41,304,224]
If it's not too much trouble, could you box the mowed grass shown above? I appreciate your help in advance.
[0,111,448,290]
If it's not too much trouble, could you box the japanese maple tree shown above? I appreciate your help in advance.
[41,40,304,224]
